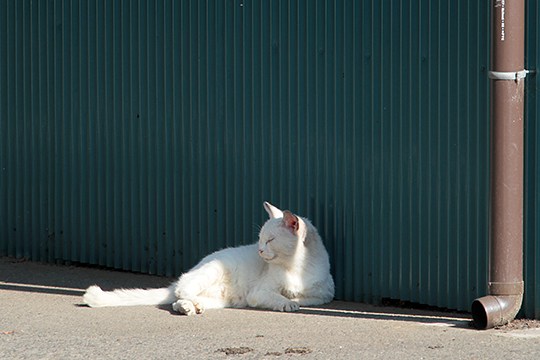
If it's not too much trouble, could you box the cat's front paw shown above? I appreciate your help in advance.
[275,301,299,312]
[172,300,204,316]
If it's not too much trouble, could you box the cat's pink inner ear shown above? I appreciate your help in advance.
[282,211,299,233]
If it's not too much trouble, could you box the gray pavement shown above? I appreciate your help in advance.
[1,256,540,359]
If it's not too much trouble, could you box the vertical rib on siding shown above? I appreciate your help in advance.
[1,0,539,316]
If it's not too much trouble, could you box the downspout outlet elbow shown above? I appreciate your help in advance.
[471,283,524,329]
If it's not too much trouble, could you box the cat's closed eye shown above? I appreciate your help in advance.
[265,238,275,244]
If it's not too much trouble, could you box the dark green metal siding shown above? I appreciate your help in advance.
[525,0,540,319]
[0,0,538,317]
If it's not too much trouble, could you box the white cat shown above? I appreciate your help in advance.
[83,202,335,315]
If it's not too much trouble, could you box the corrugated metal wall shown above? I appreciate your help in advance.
[0,0,538,317]
[525,0,540,319]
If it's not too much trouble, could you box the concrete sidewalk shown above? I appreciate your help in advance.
[1,257,539,359]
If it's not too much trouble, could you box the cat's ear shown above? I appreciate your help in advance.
[282,211,299,232]
[282,210,308,242]
[264,201,283,219]
[283,210,307,233]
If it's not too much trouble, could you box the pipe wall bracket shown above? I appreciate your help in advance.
[488,69,530,80]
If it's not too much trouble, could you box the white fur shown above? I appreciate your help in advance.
[83,285,176,307]
[83,202,335,315]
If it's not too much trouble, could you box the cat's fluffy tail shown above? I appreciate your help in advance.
[83,285,176,308]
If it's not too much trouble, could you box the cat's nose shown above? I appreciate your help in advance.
[258,249,263,254]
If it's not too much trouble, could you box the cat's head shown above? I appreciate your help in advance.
[257,202,310,264]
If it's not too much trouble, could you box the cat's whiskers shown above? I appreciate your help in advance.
[252,223,262,236]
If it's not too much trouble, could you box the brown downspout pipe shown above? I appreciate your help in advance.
[471,0,526,329]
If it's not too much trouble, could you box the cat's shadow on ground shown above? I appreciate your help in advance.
[297,302,473,329]
[156,301,473,329]
[157,304,179,315]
